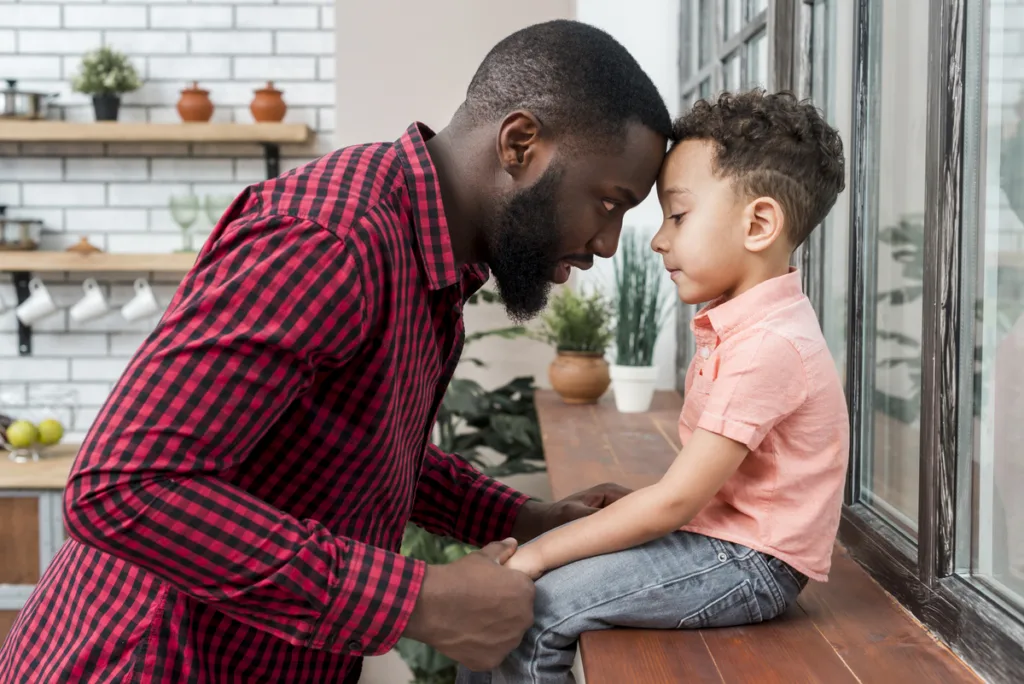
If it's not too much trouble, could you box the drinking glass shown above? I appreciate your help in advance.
[169,194,200,252]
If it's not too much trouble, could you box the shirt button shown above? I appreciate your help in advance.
[345,639,360,652]
[700,347,711,359]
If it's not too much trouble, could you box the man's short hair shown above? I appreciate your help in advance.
[464,20,672,150]
[672,89,846,247]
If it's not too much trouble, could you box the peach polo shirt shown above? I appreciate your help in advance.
[679,269,849,582]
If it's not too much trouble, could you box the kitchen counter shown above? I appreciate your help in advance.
[0,444,78,490]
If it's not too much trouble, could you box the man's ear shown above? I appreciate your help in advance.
[497,110,543,179]
[744,197,787,253]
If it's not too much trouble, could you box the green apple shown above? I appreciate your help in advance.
[37,419,64,446]
[6,420,39,449]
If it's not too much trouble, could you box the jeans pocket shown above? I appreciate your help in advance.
[676,579,763,629]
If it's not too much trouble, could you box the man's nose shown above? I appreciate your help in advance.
[589,222,622,259]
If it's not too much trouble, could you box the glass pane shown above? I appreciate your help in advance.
[859,0,929,535]
[725,0,743,37]
[745,0,768,20]
[813,0,847,378]
[744,30,769,89]
[699,0,715,66]
[967,0,1024,609]
[699,78,712,99]
[724,51,742,91]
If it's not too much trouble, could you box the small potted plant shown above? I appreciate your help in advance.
[535,287,614,404]
[71,46,142,122]
[610,229,672,413]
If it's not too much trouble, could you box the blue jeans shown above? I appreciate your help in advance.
[456,530,807,684]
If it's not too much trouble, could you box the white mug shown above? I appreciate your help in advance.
[121,278,159,322]
[15,278,58,326]
[69,278,110,322]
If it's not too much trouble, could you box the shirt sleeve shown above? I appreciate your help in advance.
[697,329,808,450]
[63,211,423,658]
[411,444,531,546]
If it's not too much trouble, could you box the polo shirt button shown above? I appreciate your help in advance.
[345,639,360,651]
[700,347,711,359]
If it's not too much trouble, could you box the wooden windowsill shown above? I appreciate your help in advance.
[534,390,981,683]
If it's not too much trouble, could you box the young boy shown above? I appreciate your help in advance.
[457,89,849,684]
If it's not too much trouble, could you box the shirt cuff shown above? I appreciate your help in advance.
[312,539,426,656]
[697,412,763,451]
[455,476,532,548]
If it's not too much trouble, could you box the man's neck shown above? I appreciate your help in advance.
[425,125,490,266]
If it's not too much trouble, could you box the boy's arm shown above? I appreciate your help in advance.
[506,428,747,577]
[507,329,808,578]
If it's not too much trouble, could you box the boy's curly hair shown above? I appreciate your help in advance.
[672,89,845,247]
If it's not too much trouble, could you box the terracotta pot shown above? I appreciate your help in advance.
[177,82,214,123]
[250,81,286,123]
[548,351,611,405]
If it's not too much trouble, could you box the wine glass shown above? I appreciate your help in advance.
[204,194,235,226]
[169,194,200,252]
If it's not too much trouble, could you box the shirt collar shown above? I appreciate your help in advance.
[395,122,460,290]
[692,267,805,338]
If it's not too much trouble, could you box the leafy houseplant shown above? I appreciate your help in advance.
[71,46,142,122]
[536,288,614,404]
[609,229,672,412]
[396,289,544,684]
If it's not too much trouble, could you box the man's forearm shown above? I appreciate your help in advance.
[411,444,531,546]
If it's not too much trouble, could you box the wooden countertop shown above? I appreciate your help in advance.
[0,443,78,490]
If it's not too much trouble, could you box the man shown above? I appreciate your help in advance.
[0,20,670,683]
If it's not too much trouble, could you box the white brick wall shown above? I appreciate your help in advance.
[0,0,335,440]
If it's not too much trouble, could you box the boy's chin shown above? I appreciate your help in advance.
[676,282,713,306]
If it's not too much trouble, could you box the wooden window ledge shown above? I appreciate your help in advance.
[535,390,981,683]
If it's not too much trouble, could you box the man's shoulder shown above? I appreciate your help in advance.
[248,140,407,241]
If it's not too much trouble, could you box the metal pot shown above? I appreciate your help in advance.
[2,80,58,120]
[0,206,43,251]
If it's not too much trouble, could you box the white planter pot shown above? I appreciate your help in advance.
[609,364,659,413]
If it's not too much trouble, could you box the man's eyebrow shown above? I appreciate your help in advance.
[615,186,642,206]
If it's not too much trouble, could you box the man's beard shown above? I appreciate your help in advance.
[486,164,565,323]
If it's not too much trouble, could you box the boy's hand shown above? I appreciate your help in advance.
[505,545,546,580]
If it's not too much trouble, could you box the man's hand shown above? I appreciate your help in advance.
[402,539,536,672]
[511,482,633,543]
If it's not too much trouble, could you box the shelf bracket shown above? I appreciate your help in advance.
[262,143,280,180]
[13,271,31,356]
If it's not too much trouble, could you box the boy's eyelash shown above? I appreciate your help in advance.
[669,213,685,223]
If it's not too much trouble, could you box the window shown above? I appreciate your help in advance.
[674,0,1024,678]
[856,0,930,537]
[962,0,1024,611]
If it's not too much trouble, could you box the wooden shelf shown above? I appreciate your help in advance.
[0,251,197,273]
[0,121,312,144]
[0,444,78,490]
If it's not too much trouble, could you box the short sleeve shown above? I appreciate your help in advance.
[697,329,808,450]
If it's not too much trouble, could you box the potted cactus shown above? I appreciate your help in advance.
[71,46,142,122]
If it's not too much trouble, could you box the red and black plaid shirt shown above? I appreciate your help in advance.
[0,123,530,683]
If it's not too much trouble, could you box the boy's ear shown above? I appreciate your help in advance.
[743,197,786,253]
